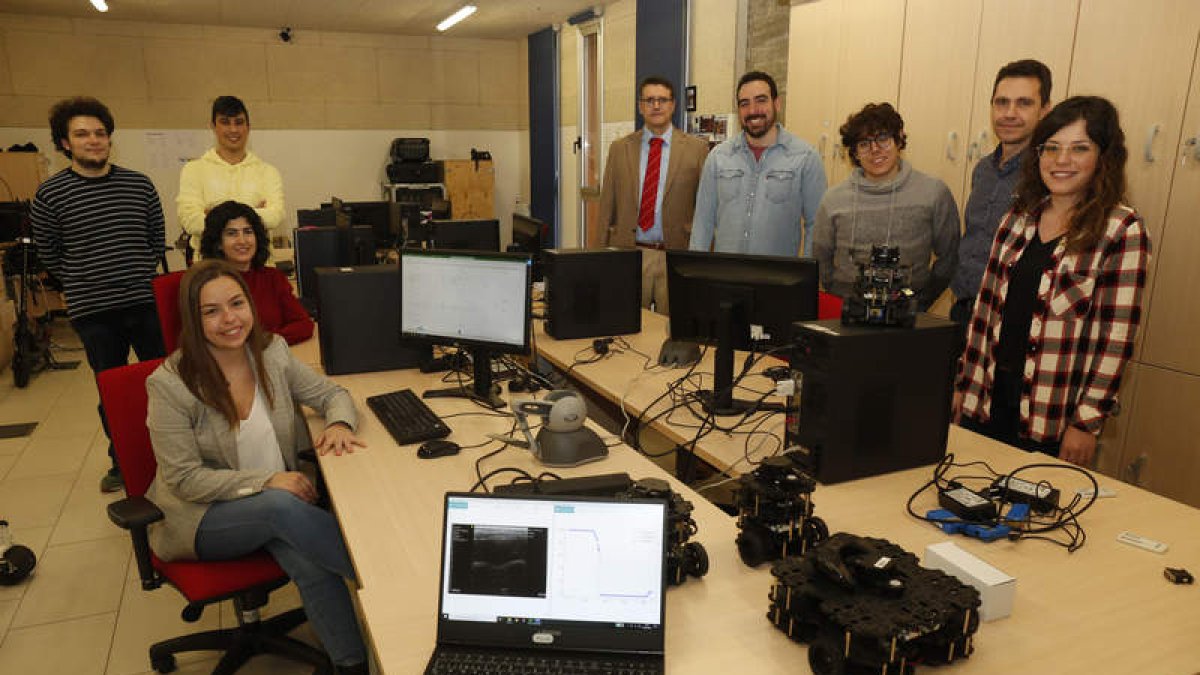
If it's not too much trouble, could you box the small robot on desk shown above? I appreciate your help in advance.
[841,244,917,328]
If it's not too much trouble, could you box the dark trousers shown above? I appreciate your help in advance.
[72,303,166,466]
[960,368,1061,457]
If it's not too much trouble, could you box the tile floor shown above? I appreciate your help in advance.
[0,321,336,674]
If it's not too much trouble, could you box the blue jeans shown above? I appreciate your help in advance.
[72,303,166,466]
[195,489,367,666]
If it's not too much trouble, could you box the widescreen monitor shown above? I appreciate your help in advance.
[400,249,531,407]
[427,219,501,252]
[666,250,819,415]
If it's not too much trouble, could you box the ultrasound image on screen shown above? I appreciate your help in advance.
[448,524,549,598]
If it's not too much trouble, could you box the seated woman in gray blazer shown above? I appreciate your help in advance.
[145,259,368,674]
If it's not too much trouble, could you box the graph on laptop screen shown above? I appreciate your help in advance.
[439,495,665,629]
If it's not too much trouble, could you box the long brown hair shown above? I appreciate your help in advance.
[173,259,274,427]
[1013,96,1128,253]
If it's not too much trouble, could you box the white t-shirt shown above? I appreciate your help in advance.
[236,385,286,474]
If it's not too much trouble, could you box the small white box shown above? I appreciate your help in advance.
[923,541,1015,622]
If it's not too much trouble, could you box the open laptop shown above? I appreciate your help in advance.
[425,492,668,675]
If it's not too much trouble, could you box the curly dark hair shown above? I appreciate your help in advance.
[1013,96,1127,253]
[839,102,908,168]
[200,201,270,268]
[49,97,114,158]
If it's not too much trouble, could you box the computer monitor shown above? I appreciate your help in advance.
[509,213,547,281]
[666,250,819,415]
[400,249,532,407]
[320,200,397,249]
[427,219,501,252]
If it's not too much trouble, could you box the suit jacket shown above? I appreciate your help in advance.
[599,128,709,249]
[145,335,356,561]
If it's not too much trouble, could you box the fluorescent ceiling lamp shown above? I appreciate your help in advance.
[437,5,477,32]
[90,0,108,11]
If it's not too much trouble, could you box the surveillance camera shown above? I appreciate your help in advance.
[279,27,292,43]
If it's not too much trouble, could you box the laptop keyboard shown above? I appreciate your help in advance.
[366,388,451,445]
[426,648,663,675]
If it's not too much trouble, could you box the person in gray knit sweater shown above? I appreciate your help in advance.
[813,103,960,310]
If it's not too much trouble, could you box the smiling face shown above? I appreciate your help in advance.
[213,112,249,159]
[736,79,779,141]
[991,76,1046,150]
[219,217,257,271]
[1038,118,1098,205]
[199,275,254,353]
[62,115,111,171]
[855,131,901,182]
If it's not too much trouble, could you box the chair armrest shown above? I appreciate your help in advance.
[107,496,165,591]
[107,495,164,530]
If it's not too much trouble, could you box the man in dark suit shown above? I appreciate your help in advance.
[599,76,709,314]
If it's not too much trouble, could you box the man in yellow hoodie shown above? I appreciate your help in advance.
[177,96,284,264]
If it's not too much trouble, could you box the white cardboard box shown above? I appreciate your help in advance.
[924,541,1015,621]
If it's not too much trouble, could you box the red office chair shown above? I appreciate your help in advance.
[100,359,333,675]
[153,271,186,353]
[817,292,843,320]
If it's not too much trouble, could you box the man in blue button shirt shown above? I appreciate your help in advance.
[950,59,1052,326]
[689,71,826,257]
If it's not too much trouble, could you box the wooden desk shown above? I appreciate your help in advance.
[533,311,786,475]
[309,360,1200,674]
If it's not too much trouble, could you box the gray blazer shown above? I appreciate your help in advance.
[144,335,356,561]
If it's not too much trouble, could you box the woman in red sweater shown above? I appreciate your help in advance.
[200,201,314,344]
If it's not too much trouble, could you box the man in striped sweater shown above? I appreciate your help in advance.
[31,97,167,493]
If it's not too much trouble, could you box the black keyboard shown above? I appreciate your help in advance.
[426,648,663,675]
[366,388,451,446]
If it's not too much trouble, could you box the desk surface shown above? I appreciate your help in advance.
[306,351,1200,674]
[533,311,787,475]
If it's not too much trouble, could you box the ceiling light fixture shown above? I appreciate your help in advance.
[437,5,477,32]
[90,0,109,11]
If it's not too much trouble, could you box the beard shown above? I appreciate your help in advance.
[74,154,109,171]
[741,113,775,139]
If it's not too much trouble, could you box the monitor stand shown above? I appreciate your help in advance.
[423,346,506,409]
[698,299,784,416]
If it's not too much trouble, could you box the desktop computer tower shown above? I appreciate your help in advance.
[785,315,958,484]
[293,225,376,309]
[314,265,430,375]
[543,248,642,340]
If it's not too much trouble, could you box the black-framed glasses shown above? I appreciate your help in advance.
[639,96,673,107]
[855,132,894,154]
[1036,141,1096,159]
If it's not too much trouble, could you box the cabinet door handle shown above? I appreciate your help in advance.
[1144,124,1161,162]
[820,133,829,159]
[946,131,960,161]
[1184,135,1200,165]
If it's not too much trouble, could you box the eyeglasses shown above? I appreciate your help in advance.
[855,133,895,154]
[639,96,673,108]
[1036,142,1096,159]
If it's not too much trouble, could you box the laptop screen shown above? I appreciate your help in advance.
[436,492,668,654]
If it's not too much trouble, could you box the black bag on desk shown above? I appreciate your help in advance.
[315,265,430,375]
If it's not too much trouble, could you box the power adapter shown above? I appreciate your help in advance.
[989,476,1060,514]
[938,486,998,522]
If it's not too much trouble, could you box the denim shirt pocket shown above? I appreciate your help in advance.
[764,169,796,204]
[717,168,744,202]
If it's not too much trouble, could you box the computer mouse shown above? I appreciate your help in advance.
[417,439,461,459]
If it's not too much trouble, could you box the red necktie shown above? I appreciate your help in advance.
[638,137,664,232]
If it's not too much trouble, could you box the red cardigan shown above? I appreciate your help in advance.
[241,266,314,345]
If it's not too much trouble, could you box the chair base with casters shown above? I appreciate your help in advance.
[100,359,335,675]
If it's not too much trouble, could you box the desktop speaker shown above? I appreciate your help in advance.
[315,265,430,375]
[543,248,642,340]
[785,315,958,484]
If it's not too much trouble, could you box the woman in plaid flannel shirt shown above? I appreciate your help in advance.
[953,96,1150,467]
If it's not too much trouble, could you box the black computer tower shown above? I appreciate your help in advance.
[314,265,430,375]
[293,225,376,307]
[543,248,642,340]
[785,315,958,484]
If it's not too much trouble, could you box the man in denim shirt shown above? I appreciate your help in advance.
[950,60,1052,326]
[689,71,826,257]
